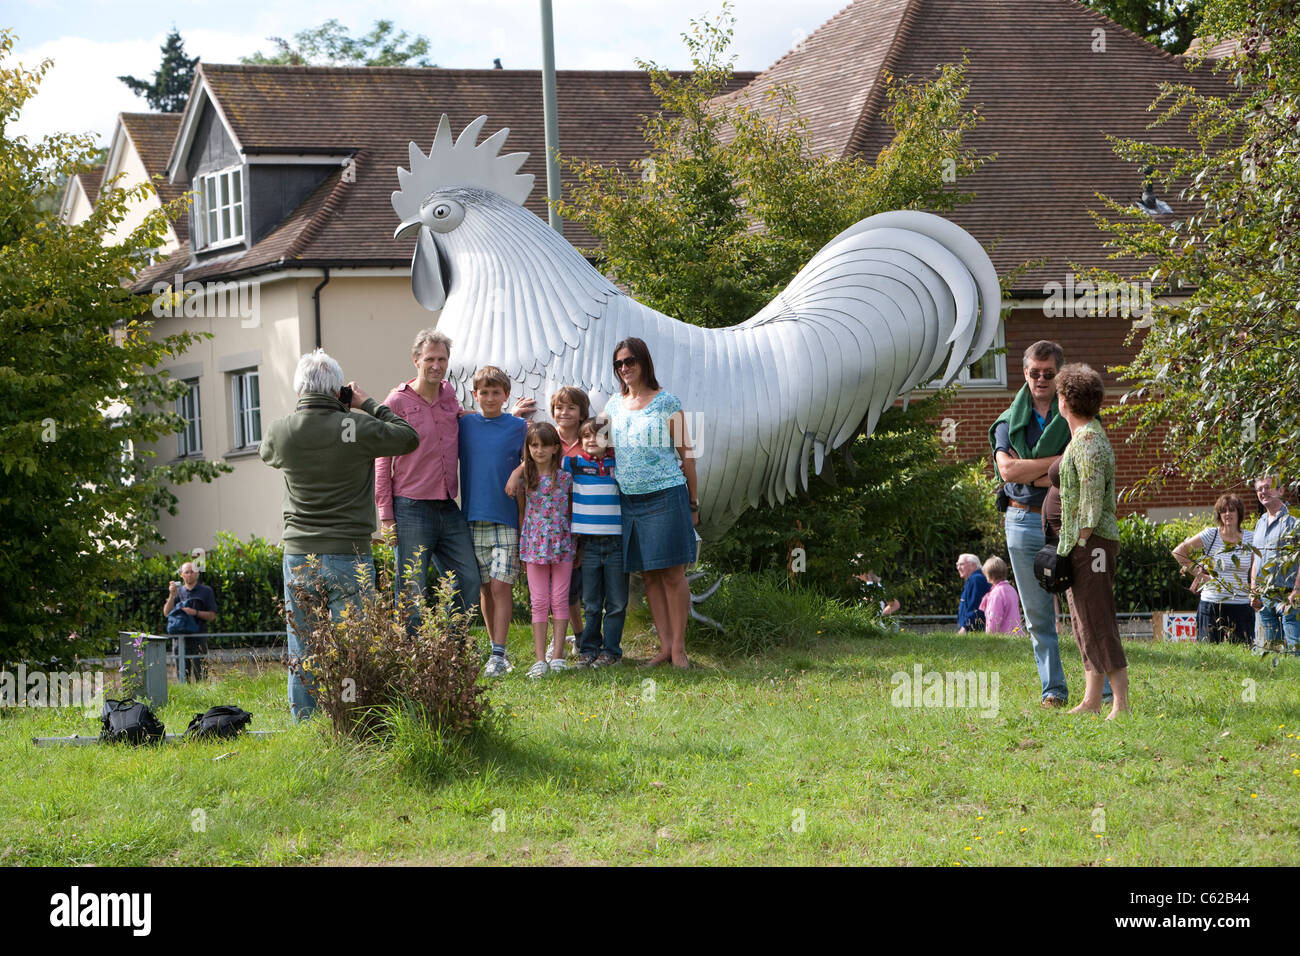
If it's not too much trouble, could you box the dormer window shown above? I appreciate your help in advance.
[193,166,244,249]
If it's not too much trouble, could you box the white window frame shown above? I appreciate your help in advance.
[193,165,245,250]
[957,324,1007,387]
[177,379,202,457]
[927,324,1007,389]
[230,368,261,450]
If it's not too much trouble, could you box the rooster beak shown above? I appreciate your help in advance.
[394,218,422,240]
[409,227,446,312]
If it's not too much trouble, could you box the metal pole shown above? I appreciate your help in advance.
[539,0,563,235]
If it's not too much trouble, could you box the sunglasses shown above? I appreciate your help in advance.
[613,357,639,371]
[1027,369,1056,381]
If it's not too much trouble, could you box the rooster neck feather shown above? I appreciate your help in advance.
[433,188,672,400]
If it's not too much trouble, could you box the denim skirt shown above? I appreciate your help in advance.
[621,482,696,572]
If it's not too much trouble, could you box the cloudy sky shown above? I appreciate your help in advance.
[10,0,851,145]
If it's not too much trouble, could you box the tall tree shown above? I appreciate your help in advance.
[1095,0,1299,488]
[242,19,434,67]
[119,28,199,112]
[2,31,225,663]
[559,5,998,603]
[559,7,989,330]
[1079,0,1204,54]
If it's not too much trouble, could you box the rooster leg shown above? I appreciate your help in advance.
[686,570,727,632]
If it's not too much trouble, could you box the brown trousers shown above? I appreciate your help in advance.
[1066,536,1126,675]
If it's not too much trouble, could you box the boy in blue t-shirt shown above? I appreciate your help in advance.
[459,366,528,676]
[565,417,627,666]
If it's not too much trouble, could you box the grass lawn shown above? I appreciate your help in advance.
[4,618,1298,866]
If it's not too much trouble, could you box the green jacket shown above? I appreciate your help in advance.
[987,384,1071,482]
[259,392,419,555]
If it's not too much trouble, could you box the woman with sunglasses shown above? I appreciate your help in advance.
[1172,494,1255,645]
[604,337,698,668]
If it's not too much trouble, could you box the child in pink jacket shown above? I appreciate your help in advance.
[979,556,1022,635]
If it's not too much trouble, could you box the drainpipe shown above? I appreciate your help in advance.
[312,268,330,349]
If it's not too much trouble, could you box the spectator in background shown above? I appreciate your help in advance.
[1250,474,1300,655]
[856,569,901,616]
[979,556,1021,635]
[989,340,1071,706]
[260,349,419,719]
[955,553,989,634]
[162,561,216,681]
[1172,493,1254,645]
[1054,363,1127,718]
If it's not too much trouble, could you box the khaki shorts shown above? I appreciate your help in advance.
[469,521,521,584]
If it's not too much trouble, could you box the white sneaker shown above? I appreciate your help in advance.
[482,655,512,678]
[548,658,568,673]
[526,660,549,680]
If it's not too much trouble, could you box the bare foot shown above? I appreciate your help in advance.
[1069,702,1102,715]
[1105,705,1129,720]
[643,652,671,667]
[672,654,690,669]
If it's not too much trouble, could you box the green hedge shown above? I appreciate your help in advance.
[88,532,397,650]
[89,509,1222,651]
[892,513,1210,617]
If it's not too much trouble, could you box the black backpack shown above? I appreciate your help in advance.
[185,705,253,740]
[100,698,166,745]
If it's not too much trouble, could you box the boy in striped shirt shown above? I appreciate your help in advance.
[566,417,627,667]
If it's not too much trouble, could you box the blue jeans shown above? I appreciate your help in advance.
[1258,605,1300,654]
[283,552,375,721]
[393,497,481,617]
[1005,508,1069,701]
[578,535,629,658]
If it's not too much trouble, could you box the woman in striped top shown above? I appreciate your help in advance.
[1173,494,1255,645]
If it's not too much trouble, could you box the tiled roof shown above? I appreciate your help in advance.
[73,166,103,206]
[134,65,753,290]
[713,0,910,158]
[1185,35,1241,59]
[115,112,188,241]
[720,0,1228,292]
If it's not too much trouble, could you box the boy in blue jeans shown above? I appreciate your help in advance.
[566,417,627,667]
[459,366,528,676]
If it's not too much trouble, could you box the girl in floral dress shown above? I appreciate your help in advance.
[517,422,575,678]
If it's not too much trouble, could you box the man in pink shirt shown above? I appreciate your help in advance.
[377,329,481,615]
[979,556,1023,636]
[378,329,535,617]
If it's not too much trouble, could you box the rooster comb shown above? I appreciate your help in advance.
[391,114,534,222]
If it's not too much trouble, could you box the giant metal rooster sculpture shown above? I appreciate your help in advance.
[393,115,1001,542]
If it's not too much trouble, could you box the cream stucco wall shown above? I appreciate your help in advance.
[102,129,180,255]
[144,271,437,553]
[62,180,95,226]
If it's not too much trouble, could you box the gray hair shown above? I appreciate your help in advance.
[294,349,344,395]
[412,328,452,357]
[958,553,981,568]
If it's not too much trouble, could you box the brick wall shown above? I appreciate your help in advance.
[898,305,1258,515]
[927,389,1211,515]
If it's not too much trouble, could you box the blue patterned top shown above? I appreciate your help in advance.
[605,391,687,495]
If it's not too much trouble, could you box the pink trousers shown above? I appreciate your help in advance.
[525,560,573,624]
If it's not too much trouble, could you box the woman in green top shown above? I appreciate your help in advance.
[1055,364,1128,718]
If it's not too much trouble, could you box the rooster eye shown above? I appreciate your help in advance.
[422,197,465,233]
